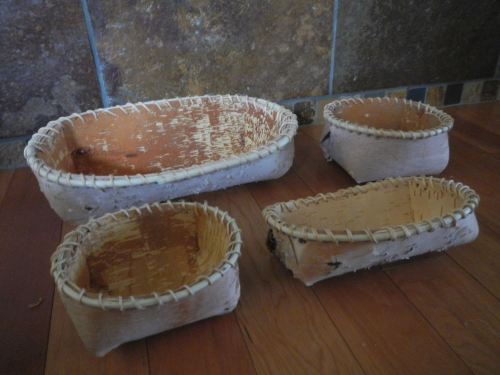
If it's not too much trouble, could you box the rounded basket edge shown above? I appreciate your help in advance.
[323,97,453,140]
[25,94,298,189]
[262,176,479,244]
[51,200,243,311]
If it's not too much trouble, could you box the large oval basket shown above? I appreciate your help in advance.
[25,95,297,223]
[321,97,453,182]
[51,201,242,356]
[263,177,479,286]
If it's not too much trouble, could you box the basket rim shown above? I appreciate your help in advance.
[323,97,453,139]
[24,94,298,188]
[262,176,479,243]
[51,200,242,311]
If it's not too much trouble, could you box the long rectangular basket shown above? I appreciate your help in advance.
[25,95,297,223]
[51,200,242,356]
[263,177,479,286]
[321,97,453,182]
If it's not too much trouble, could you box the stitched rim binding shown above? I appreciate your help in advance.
[323,97,453,139]
[263,176,479,243]
[24,94,298,188]
[51,201,242,311]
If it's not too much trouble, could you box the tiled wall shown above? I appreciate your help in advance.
[1,0,499,167]
[281,78,500,126]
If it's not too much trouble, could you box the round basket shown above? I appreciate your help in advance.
[323,97,453,139]
[321,97,454,182]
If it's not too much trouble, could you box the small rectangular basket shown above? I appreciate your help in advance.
[263,177,479,286]
[25,95,297,223]
[51,201,242,356]
[321,97,454,182]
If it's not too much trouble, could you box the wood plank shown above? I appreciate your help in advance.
[444,129,500,230]
[304,102,500,374]
[315,271,472,375]
[0,169,62,375]
[197,186,364,375]
[386,255,500,375]
[448,221,500,299]
[0,170,13,203]
[438,106,500,297]
[45,224,150,375]
[292,127,354,193]
[148,314,256,375]
[444,104,500,159]
[249,165,470,374]
[139,202,257,375]
[445,102,500,136]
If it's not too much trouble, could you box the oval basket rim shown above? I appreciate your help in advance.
[323,97,453,139]
[24,94,298,188]
[51,200,242,311]
[262,176,479,244]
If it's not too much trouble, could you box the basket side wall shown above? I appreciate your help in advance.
[271,213,478,286]
[60,265,240,357]
[38,142,294,223]
[320,124,450,182]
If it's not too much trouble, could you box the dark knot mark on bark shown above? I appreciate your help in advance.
[327,261,342,269]
[266,229,277,252]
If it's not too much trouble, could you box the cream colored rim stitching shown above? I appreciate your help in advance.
[323,97,453,139]
[51,200,242,311]
[263,176,479,243]
[24,94,298,188]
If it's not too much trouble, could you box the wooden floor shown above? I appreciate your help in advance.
[1,102,499,375]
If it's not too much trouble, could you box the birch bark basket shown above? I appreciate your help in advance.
[263,177,479,286]
[24,95,297,223]
[321,97,453,182]
[51,201,242,356]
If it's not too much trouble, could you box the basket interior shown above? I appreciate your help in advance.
[73,207,231,297]
[279,181,466,232]
[41,98,279,175]
[332,101,442,131]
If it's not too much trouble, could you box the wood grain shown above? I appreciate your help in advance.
[0,170,13,203]
[315,271,472,375]
[448,221,500,299]
[148,314,256,375]
[0,169,62,375]
[198,187,364,375]
[446,102,500,137]
[249,168,470,375]
[292,127,353,193]
[387,255,500,375]
[308,106,500,373]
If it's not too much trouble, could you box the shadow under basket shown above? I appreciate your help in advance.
[51,201,242,356]
[321,97,453,182]
[25,95,297,223]
[263,177,479,286]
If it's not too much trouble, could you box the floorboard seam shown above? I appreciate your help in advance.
[43,219,63,375]
[234,313,260,375]
[382,269,476,374]
[445,252,500,302]
[311,288,368,375]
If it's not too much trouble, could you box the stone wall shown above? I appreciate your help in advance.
[1,0,499,168]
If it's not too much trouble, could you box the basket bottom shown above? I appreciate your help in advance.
[270,214,479,286]
[62,265,240,356]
